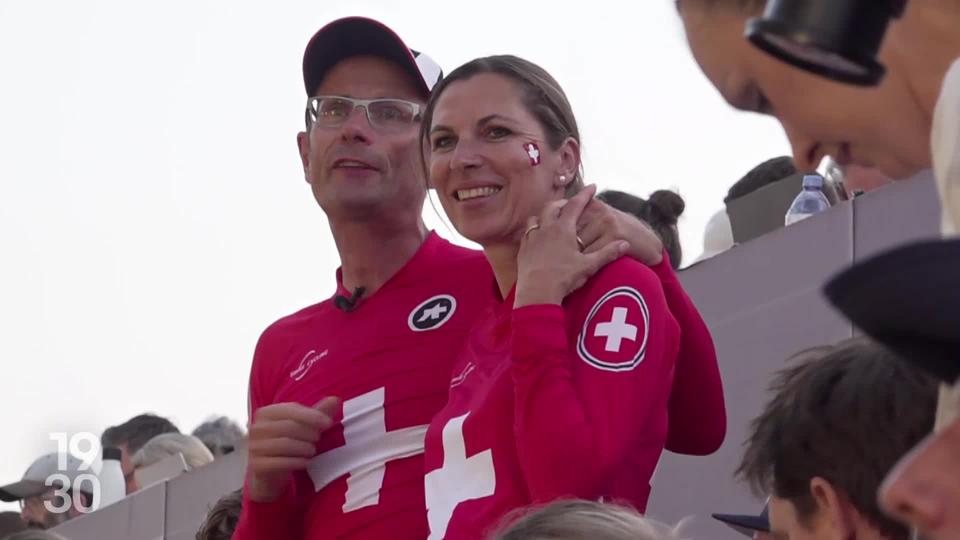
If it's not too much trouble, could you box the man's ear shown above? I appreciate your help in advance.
[810,476,855,540]
[421,139,434,190]
[67,491,92,518]
[297,131,311,183]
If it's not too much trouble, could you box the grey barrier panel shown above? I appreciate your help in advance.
[853,171,942,261]
[164,450,246,540]
[52,481,165,540]
[646,199,856,539]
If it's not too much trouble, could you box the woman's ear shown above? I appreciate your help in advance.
[554,136,581,188]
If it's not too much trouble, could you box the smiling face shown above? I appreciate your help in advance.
[296,55,428,221]
[426,72,578,247]
[678,0,931,178]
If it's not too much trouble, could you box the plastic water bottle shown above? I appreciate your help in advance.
[785,174,832,225]
[97,447,126,509]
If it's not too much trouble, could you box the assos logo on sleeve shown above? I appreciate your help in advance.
[576,286,649,372]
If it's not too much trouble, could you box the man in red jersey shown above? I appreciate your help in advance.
[231,17,494,540]
[232,16,718,540]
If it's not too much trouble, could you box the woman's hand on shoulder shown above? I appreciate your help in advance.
[577,199,664,266]
[515,185,629,308]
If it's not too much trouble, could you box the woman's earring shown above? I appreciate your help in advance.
[558,175,568,185]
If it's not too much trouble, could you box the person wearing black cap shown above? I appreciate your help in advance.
[674,0,960,235]
[712,501,770,539]
[232,16,678,540]
[824,238,960,540]
[0,453,92,529]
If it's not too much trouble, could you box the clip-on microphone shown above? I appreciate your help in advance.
[334,287,366,312]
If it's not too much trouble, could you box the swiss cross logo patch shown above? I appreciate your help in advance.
[577,286,649,372]
[408,294,457,332]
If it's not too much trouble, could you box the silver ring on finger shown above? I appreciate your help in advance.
[576,235,585,252]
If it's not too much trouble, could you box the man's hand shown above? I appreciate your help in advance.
[578,198,664,266]
[246,397,341,502]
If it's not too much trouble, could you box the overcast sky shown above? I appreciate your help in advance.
[0,0,790,512]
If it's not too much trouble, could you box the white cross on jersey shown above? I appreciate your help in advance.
[307,387,428,512]
[424,413,496,539]
[593,307,638,352]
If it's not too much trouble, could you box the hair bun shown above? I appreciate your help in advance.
[647,190,685,226]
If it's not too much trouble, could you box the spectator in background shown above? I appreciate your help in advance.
[191,417,245,457]
[695,209,734,262]
[695,156,795,263]
[196,489,242,540]
[723,156,809,246]
[0,511,27,538]
[132,433,214,472]
[724,156,797,205]
[0,454,91,530]
[4,530,68,540]
[102,413,179,494]
[738,338,937,540]
[597,190,685,269]
[491,500,685,540]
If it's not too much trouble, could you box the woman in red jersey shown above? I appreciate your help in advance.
[418,55,724,540]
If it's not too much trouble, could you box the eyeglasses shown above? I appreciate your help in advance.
[305,96,422,133]
[18,490,58,512]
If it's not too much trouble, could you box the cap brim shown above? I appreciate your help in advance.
[0,480,47,502]
[824,238,960,383]
[712,512,770,534]
[302,17,430,97]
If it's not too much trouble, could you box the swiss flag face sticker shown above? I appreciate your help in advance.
[577,286,649,372]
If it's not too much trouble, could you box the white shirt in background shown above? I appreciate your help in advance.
[933,57,960,236]
[931,58,960,430]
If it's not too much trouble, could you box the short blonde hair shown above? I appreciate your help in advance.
[132,433,214,470]
[492,500,688,540]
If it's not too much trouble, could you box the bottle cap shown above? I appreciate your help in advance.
[802,174,824,189]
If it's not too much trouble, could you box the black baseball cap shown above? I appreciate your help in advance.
[302,17,443,98]
[712,502,770,537]
[824,238,960,383]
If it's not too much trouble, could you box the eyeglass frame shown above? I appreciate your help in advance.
[18,488,65,512]
[304,95,424,132]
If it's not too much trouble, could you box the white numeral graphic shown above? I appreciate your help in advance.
[45,433,101,514]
